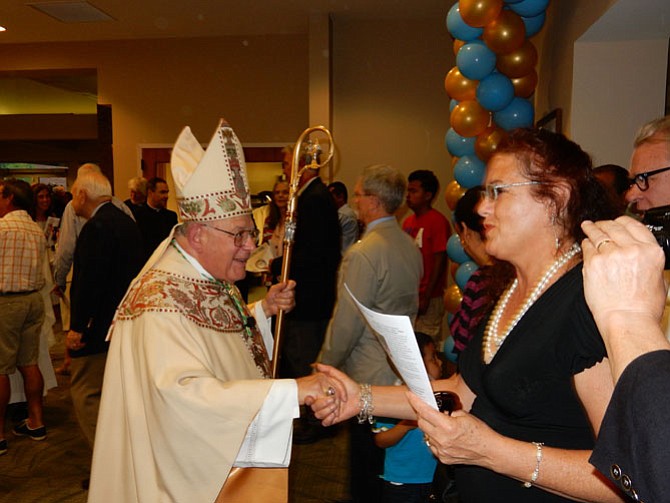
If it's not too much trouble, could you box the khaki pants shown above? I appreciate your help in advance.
[0,292,44,373]
[70,352,107,449]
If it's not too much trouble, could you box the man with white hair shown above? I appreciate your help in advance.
[319,164,422,502]
[624,115,670,338]
[65,170,143,455]
[88,119,342,502]
[625,116,670,212]
[52,163,134,358]
[124,175,147,217]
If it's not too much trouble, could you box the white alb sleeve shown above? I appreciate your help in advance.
[233,379,299,467]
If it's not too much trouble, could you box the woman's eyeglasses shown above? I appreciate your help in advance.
[481,181,544,201]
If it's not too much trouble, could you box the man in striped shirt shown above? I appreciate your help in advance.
[0,179,47,455]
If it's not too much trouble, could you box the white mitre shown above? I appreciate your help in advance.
[170,118,251,222]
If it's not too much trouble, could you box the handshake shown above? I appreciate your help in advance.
[294,364,361,426]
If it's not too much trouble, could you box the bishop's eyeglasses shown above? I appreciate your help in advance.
[201,224,259,247]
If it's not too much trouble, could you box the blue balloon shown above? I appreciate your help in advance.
[504,0,524,3]
[508,0,550,17]
[450,99,459,114]
[477,72,514,112]
[454,155,486,189]
[457,40,496,81]
[455,261,479,290]
[522,11,546,37]
[447,234,470,264]
[446,312,454,326]
[446,4,484,41]
[494,97,534,131]
[443,335,458,363]
[445,128,476,157]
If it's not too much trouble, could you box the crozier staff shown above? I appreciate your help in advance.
[312,128,628,502]
[88,119,344,503]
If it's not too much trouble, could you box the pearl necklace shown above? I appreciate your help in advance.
[482,243,582,363]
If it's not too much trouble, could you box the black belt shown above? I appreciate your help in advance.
[0,290,38,296]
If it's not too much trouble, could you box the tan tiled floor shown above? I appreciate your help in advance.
[0,331,350,503]
[0,345,89,503]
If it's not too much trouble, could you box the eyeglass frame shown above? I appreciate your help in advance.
[201,223,259,247]
[628,166,670,192]
[481,181,545,201]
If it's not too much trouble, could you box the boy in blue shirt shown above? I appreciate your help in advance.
[374,332,442,502]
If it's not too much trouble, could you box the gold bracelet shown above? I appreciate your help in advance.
[523,442,544,488]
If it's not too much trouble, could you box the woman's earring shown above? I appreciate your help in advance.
[551,214,561,250]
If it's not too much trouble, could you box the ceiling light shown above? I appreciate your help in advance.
[0,26,6,32]
[28,1,115,23]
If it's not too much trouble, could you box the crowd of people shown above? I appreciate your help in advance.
[1,114,669,502]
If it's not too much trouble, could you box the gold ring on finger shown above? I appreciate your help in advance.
[596,239,612,252]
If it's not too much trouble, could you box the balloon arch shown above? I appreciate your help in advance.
[442,0,550,360]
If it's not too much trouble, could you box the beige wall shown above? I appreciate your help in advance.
[537,0,669,166]
[332,18,454,218]
[1,19,456,216]
[572,38,668,167]
[536,0,618,134]
[0,35,308,198]
[3,2,660,214]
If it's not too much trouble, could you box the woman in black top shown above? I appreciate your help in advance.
[313,129,626,502]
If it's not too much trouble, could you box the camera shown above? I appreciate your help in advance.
[642,205,670,269]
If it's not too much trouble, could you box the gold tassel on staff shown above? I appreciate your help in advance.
[271,126,335,378]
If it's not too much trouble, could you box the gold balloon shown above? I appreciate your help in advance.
[511,70,538,98]
[459,0,504,28]
[445,179,466,211]
[475,127,507,162]
[444,67,478,101]
[444,284,464,314]
[496,39,538,78]
[450,100,491,138]
[482,10,526,54]
[453,39,466,56]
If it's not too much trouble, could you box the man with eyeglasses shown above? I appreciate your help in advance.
[626,116,670,211]
[319,164,422,502]
[87,120,343,503]
[625,115,670,339]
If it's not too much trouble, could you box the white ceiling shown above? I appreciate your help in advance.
[0,0,453,44]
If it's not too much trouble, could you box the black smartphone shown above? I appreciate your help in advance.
[434,391,459,415]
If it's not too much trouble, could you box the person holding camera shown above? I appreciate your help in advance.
[624,115,670,335]
[580,215,670,503]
